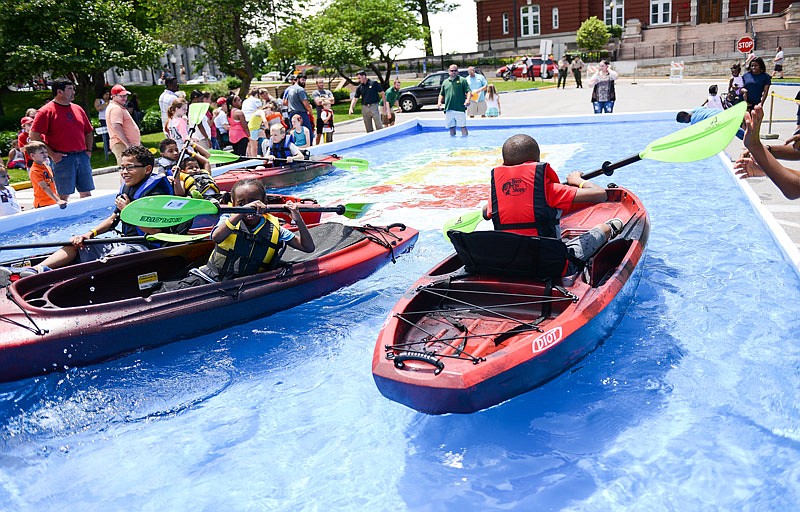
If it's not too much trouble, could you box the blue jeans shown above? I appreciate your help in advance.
[593,101,614,114]
[53,152,94,195]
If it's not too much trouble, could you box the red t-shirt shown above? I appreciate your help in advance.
[30,101,93,153]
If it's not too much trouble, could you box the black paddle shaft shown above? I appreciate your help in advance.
[0,236,150,251]
[581,154,642,181]
[219,205,346,215]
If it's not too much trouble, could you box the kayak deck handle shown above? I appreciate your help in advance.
[388,350,445,375]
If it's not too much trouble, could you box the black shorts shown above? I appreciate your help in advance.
[774,64,783,72]
[316,116,324,135]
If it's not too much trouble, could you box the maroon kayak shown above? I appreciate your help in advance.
[0,222,418,382]
[215,154,339,191]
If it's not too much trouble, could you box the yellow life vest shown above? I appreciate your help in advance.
[207,214,282,279]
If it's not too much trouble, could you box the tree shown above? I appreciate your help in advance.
[310,0,424,90]
[150,0,305,97]
[0,0,165,111]
[576,16,610,57]
[404,0,458,56]
[302,27,365,87]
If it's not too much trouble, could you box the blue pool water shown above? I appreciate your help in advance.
[2,119,800,510]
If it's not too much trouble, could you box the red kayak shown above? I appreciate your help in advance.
[215,154,339,191]
[0,222,418,382]
[372,186,649,414]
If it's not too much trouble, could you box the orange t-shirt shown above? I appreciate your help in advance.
[30,161,58,208]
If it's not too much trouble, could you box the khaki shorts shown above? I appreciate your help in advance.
[467,100,487,117]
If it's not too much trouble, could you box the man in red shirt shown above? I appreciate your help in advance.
[483,134,622,268]
[30,78,95,201]
[106,83,141,164]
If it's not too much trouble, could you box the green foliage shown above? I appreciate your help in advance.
[609,24,623,39]
[576,16,610,51]
[140,107,163,135]
[223,76,242,90]
[332,88,351,102]
[0,131,17,154]
[402,0,458,56]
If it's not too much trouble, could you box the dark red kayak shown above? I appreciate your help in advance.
[372,186,649,414]
[0,222,417,382]
[215,154,339,191]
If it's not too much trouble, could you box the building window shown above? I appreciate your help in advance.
[521,5,540,36]
[749,0,772,15]
[650,0,671,24]
[604,0,624,27]
[503,13,509,34]
[552,7,559,29]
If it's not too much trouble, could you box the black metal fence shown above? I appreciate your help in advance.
[625,33,800,60]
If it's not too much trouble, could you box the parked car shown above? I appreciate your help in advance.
[496,59,557,79]
[260,71,283,81]
[186,75,218,84]
[397,69,483,113]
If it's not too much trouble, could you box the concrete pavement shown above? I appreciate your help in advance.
[19,78,800,252]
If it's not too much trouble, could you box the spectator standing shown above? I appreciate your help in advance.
[17,116,34,169]
[742,57,771,111]
[227,95,250,156]
[126,93,144,126]
[437,65,471,137]
[241,88,263,122]
[214,97,229,149]
[525,55,535,81]
[284,74,314,144]
[485,84,501,117]
[180,65,187,84]
[26,141,66,208]
[570,56,585,88]
[0,164,21,217]
[29,78,95,201]
[106,84,141,164]
[158,77,179,127]
[382,78,402,127]
[729,63,744,103]
[465,67,488,118]
[94,89,110,160]
[189,90,212,149]
[588,60,618,114]
[557,56,569,89]
[312,79,334,144]
[289,114,311,149]
[165,98,190,149]
[349,70,386,133]
[320,100,335,143]
[773,46,784,79]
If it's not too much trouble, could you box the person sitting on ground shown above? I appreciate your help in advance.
[481,134,623,272]
[0,163,21,217]
[676,107,744,139]
[26,141,67,209]
[156,179,314,290]
[173,155,220,199]
[155,138,211,177]
[262,124,305,164]
[702,84,724,110]
[15,145,186,277]
[289,113,311,149]
[7,140,27,170]
[734,105,800,199]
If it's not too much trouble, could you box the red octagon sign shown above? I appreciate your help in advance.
[737,36,755,53]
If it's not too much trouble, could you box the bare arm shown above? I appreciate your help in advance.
[741,105,800,199]
[567,171,609,203]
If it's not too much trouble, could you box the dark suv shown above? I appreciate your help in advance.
[397,69,483,112]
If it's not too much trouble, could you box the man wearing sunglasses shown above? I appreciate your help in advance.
[437,66,471,137]
[13,146,184,277]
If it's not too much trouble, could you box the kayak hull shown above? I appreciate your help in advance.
[0,223,417,382]
[214,155,338,191]
[372,187,649,414]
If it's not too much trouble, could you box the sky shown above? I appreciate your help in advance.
[397,0,478,59]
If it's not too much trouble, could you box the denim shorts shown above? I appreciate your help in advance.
[53,152,94,195]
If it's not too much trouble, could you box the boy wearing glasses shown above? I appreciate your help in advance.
[26,141,67,209]
[14,145,180,277]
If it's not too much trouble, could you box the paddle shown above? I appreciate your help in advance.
[0,233,209,251]
[441,102,747,240]
[175,102,211,167]
[120,195,369,228]
[206,149,369,171]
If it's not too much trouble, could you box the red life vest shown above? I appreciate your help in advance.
[490,162,559,237]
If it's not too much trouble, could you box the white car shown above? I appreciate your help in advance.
[260,71,283,81]
[186,75,218,84]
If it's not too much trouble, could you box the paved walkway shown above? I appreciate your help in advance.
[20,78,800,250]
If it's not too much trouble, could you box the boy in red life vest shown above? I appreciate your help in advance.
[482,134,622,269]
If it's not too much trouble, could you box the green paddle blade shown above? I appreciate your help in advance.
[188,102,210,126]
[642,101,747,163]
[332,157,369,172]
[342,202,372,220]
[207,150,244,164]
[148,232,209,243]
[442,210,484,241]
[121,196,219,228]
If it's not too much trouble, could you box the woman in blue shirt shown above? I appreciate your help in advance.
[742,57,771,111]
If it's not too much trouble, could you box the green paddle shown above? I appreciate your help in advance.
[206,149,369,172]
[175,102,212,166]
[121,195,369,228]
[0,233,209,251]
[442,102,747,239]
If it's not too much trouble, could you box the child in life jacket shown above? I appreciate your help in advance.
[262,124,305,164]
[320,100,334,143]
[157,179,315,289]
[155,138,211,177]
[173,156,221,199]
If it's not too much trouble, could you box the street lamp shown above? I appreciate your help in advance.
[169,54,177,78]
[439,28,444,70]
[486,16,492,52]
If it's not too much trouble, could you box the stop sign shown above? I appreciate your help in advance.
[737,36,754,53]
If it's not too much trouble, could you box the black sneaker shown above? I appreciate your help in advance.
[605,218,624,238]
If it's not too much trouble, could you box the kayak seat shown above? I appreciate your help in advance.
[447,230,568,280]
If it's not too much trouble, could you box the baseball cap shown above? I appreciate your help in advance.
[356,70,367,76]
[20,116,34,125]
[110,84,130,96]
[216,97,227,105]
